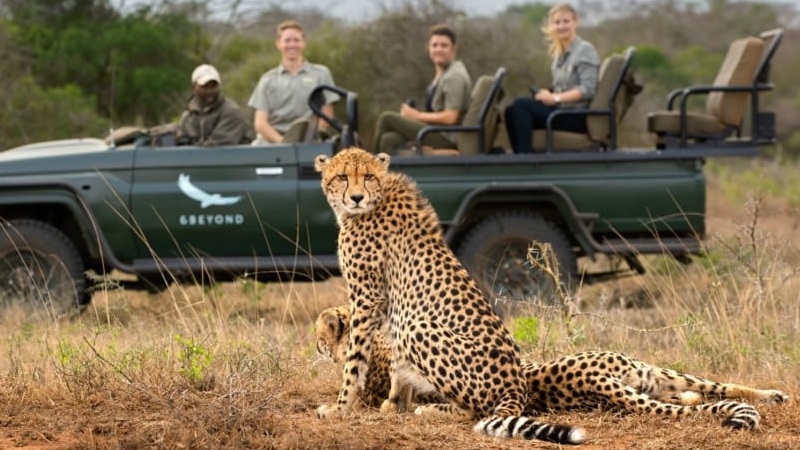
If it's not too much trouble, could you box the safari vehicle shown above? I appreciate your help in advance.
[0,29,781,317]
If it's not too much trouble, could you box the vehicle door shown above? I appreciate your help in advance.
[129,144,300,260]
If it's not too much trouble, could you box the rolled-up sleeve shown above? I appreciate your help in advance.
[573,43,600,100]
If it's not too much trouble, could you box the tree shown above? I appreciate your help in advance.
[5,0,203,125]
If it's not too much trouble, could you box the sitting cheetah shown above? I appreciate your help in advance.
[316,304,789,430]
[314,148,584,444]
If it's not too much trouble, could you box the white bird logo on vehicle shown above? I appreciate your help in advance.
[177,174,242,208]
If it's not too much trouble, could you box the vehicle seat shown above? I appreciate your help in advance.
[646,29,782,148]
[283,116,318,143]
[532,46,637,152]
[411,67,506,156]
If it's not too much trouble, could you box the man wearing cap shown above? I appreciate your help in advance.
[248,20,339,143]
[178,64,252,146]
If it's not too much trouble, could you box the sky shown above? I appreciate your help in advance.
[298,0,798,21]
[117,0,798,22]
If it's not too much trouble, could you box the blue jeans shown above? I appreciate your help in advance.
[504,97,588,153]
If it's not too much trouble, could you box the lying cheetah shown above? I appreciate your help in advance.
[314,148,583,444]
[316,304,789,430]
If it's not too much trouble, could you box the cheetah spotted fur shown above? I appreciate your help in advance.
[314,148,583,444]
[316,305,788,430]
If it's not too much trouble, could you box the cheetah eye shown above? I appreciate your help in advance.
[336,174,348,182]
[364,174,375,181]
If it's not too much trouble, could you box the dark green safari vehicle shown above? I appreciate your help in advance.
[0,29,781,317]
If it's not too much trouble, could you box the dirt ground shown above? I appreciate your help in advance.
[0,361,796,450]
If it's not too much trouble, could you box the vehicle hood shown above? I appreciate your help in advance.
[0,138,111,162]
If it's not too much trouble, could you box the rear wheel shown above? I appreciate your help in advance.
[457,211,577,306]
[0,219,87,321]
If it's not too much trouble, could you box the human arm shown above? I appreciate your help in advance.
[248,74,286,143]
[535,87,585,106]
[201,102,250,146]
[318,103,335,131]
[316,66,339,132]
[400,104,460,125]
[254,109,284,143]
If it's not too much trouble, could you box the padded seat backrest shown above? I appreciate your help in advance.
[283,116,312,143]
[586,53,628,142]
[706,37,764,126]
[585,54,624,142]
[455,68,505,155]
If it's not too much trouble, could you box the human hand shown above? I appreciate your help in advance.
[400,103,419,120]
[535,88,554,104]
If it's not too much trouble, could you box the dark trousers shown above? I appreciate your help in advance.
[504,97,588,153]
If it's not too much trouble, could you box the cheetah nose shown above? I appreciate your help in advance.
[350,194,364,205]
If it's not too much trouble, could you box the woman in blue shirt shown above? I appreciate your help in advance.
[504,3,600,153]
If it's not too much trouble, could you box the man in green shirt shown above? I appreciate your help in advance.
[248,20,338,143]
[372,24,472,154]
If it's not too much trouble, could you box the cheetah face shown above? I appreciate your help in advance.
[315,306,350,363]
[315,148,390,218]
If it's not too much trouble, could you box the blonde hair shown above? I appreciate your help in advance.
[276,20,304,40]
[541,3,578,58]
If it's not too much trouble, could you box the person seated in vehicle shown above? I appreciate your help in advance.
[248,20,339,144]
[504,3,599,153]
[372,24,472,154]
[177,64,253,146]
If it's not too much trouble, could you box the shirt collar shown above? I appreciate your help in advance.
[278,61,310,74]
[565,36,583,56]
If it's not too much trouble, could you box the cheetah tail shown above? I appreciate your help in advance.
[474,415,585,444]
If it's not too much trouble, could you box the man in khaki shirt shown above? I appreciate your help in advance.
[372,24,472,154]
[248,20,338,143]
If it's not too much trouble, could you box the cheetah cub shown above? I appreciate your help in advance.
[314,148,584,444]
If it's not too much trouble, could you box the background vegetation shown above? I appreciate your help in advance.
[0,0,797,153]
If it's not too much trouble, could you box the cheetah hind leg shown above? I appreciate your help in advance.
[649,367,789,405]
[596,376,762,430]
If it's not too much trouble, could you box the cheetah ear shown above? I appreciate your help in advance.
[326,312,347,341]
[374,152,391,170]
[314,154,330,173]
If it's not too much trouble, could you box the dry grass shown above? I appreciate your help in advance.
[1,160,800,449]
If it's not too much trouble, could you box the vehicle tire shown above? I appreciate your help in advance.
[456,211,578,307]
[0,219,87,320]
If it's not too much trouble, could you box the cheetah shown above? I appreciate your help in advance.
[314,148,584,444]
[316,304,789,430]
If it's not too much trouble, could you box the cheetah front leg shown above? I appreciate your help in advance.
[317,295,384,419]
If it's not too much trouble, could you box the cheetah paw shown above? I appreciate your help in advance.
[316,404,344,419]
[380,399,399,414]
[761,390,789,404]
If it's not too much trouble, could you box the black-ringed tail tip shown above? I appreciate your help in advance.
[474,416,586,444]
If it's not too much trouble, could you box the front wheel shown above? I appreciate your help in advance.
[456,212,578,305]
[0,219,88,321]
